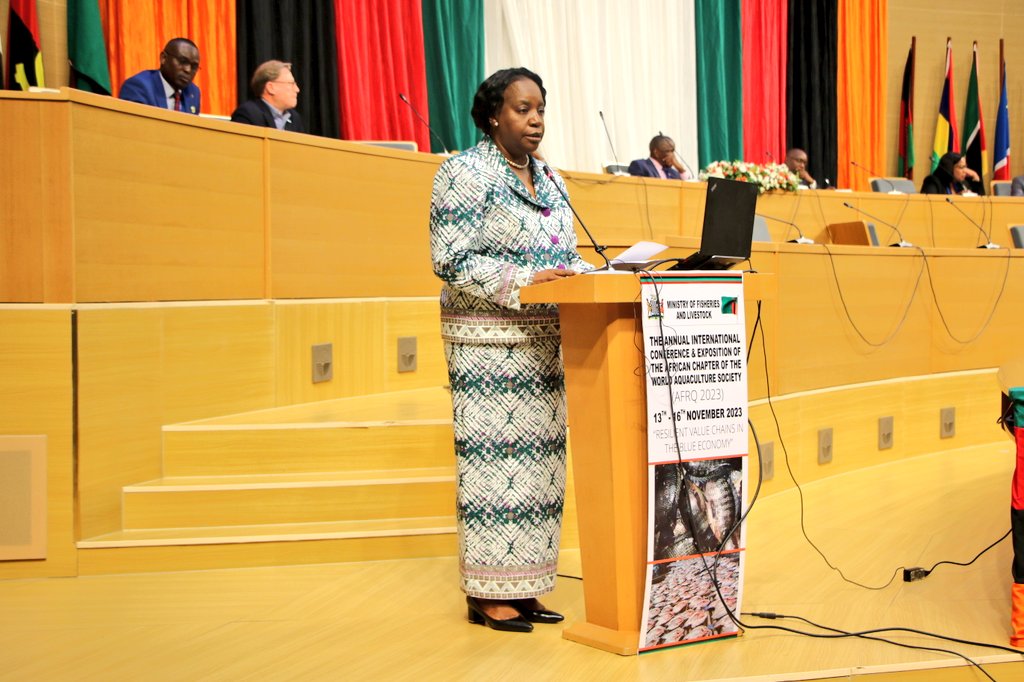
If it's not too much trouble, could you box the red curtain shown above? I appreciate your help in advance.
[99,0,236,116]
[741,0,787,164]
[334,0,430,149]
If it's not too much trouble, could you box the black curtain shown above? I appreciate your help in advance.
[236,0,341,139]
[786,1,837,187]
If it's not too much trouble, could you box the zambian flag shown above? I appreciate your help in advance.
[931,39,957,172]
[5,0,44,90]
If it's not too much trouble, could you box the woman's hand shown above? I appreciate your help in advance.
[532,268,578,284]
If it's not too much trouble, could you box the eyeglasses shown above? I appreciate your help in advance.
[164,53,200,71]
[270,79,299,88]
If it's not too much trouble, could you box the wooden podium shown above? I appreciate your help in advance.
[521,272,773,655]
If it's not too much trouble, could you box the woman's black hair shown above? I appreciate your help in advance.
[470,67,546,136]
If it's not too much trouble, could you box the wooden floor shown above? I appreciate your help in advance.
[2,443,1024,681]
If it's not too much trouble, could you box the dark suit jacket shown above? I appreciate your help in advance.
[627,158,682,180]
[230,99,305,133]
[119,70,201,115]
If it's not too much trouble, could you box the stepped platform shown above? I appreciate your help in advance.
[77,388,464,574]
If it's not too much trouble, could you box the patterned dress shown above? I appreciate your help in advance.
[429,138,592,598]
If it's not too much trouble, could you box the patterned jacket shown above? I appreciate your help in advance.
[429,137,592,344]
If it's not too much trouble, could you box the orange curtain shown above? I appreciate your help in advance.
[99,0,236,116]
[837,0,888,191]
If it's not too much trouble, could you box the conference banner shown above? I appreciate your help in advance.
[638,271,748,652]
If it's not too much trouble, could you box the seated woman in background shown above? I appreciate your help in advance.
[921,152,985,195]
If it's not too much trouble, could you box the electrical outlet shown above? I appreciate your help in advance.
[878,416,894,450]
[758,441,774,481]
[312,343,332,383]
[940,407,955,439]
[397,336,417,373]
[818,427,833,465]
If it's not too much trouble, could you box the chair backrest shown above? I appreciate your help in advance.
[752,215,772,242]
[866,222,880,246]
[992,181,1013,197]
[604,163,630,175]
[869,177,916,194]
[1010,225,1024,248]
[355,140,419,152]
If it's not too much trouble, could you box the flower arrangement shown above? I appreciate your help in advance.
[700,160,800,194]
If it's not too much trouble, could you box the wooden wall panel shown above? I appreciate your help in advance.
[268,141,441,299]
[273,300,386,405]
[382,299,448,393]
[70,106,265,302]
[76,304,275,538]
[0,97,74,303]
[0,309,75,578]
[887,1,1024,185]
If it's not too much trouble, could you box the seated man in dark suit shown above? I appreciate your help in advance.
[230,60,304,133]
[628,135,691,180]
[119,38,201,115]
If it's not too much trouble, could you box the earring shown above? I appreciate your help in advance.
[490,119,498,127]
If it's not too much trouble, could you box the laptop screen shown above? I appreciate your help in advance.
[699,177,759,259]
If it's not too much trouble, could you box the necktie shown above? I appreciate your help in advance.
[173,92,183,112]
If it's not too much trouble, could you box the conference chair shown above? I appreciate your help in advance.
[992,181,1013,197]
[1010,225,1024,248]
[604,163,630,175]
[869,177,916,193]
[866,223,880,246]
[752,215,772,242]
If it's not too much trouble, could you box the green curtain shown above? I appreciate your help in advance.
[422,0,483,153]
[694,0,743,167]
[67,0,112,94]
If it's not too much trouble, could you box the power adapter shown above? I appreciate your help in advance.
[903,567,931,582]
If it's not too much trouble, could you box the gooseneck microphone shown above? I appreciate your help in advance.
[597,111,626,175]
[398,92,449,155]
[842,202,913,247]
[850,160,898,193]
[541,163,612,270]
[756,213,814,244]
[944,197,1001,248]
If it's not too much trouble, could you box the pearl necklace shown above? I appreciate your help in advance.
[505,156,530,170]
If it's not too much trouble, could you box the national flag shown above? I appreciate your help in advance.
[67,0,111,94]
[898,39,915,179]
[962,42,987,185]
[994,53,1011,181]
[931,39,958,171]
[5,0,44,90]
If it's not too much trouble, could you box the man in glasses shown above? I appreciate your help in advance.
[230,61,304,133]
[119,38,201,115]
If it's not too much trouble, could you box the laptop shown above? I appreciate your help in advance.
[669,177,759,271]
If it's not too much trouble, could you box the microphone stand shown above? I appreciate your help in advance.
[398,92,449,155]
[757,213,814,244]
[542,164,612,270]
[944,197,1001,248]
[598,111,627,175]
[842,202,913,248]
[851,160,901,194]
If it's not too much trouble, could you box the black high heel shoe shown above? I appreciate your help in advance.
[511,599,564,624]
[466,596,533,633]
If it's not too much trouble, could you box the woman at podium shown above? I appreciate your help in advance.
[429,68,592,633]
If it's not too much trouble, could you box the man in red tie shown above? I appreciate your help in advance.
[119,38,202,115]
